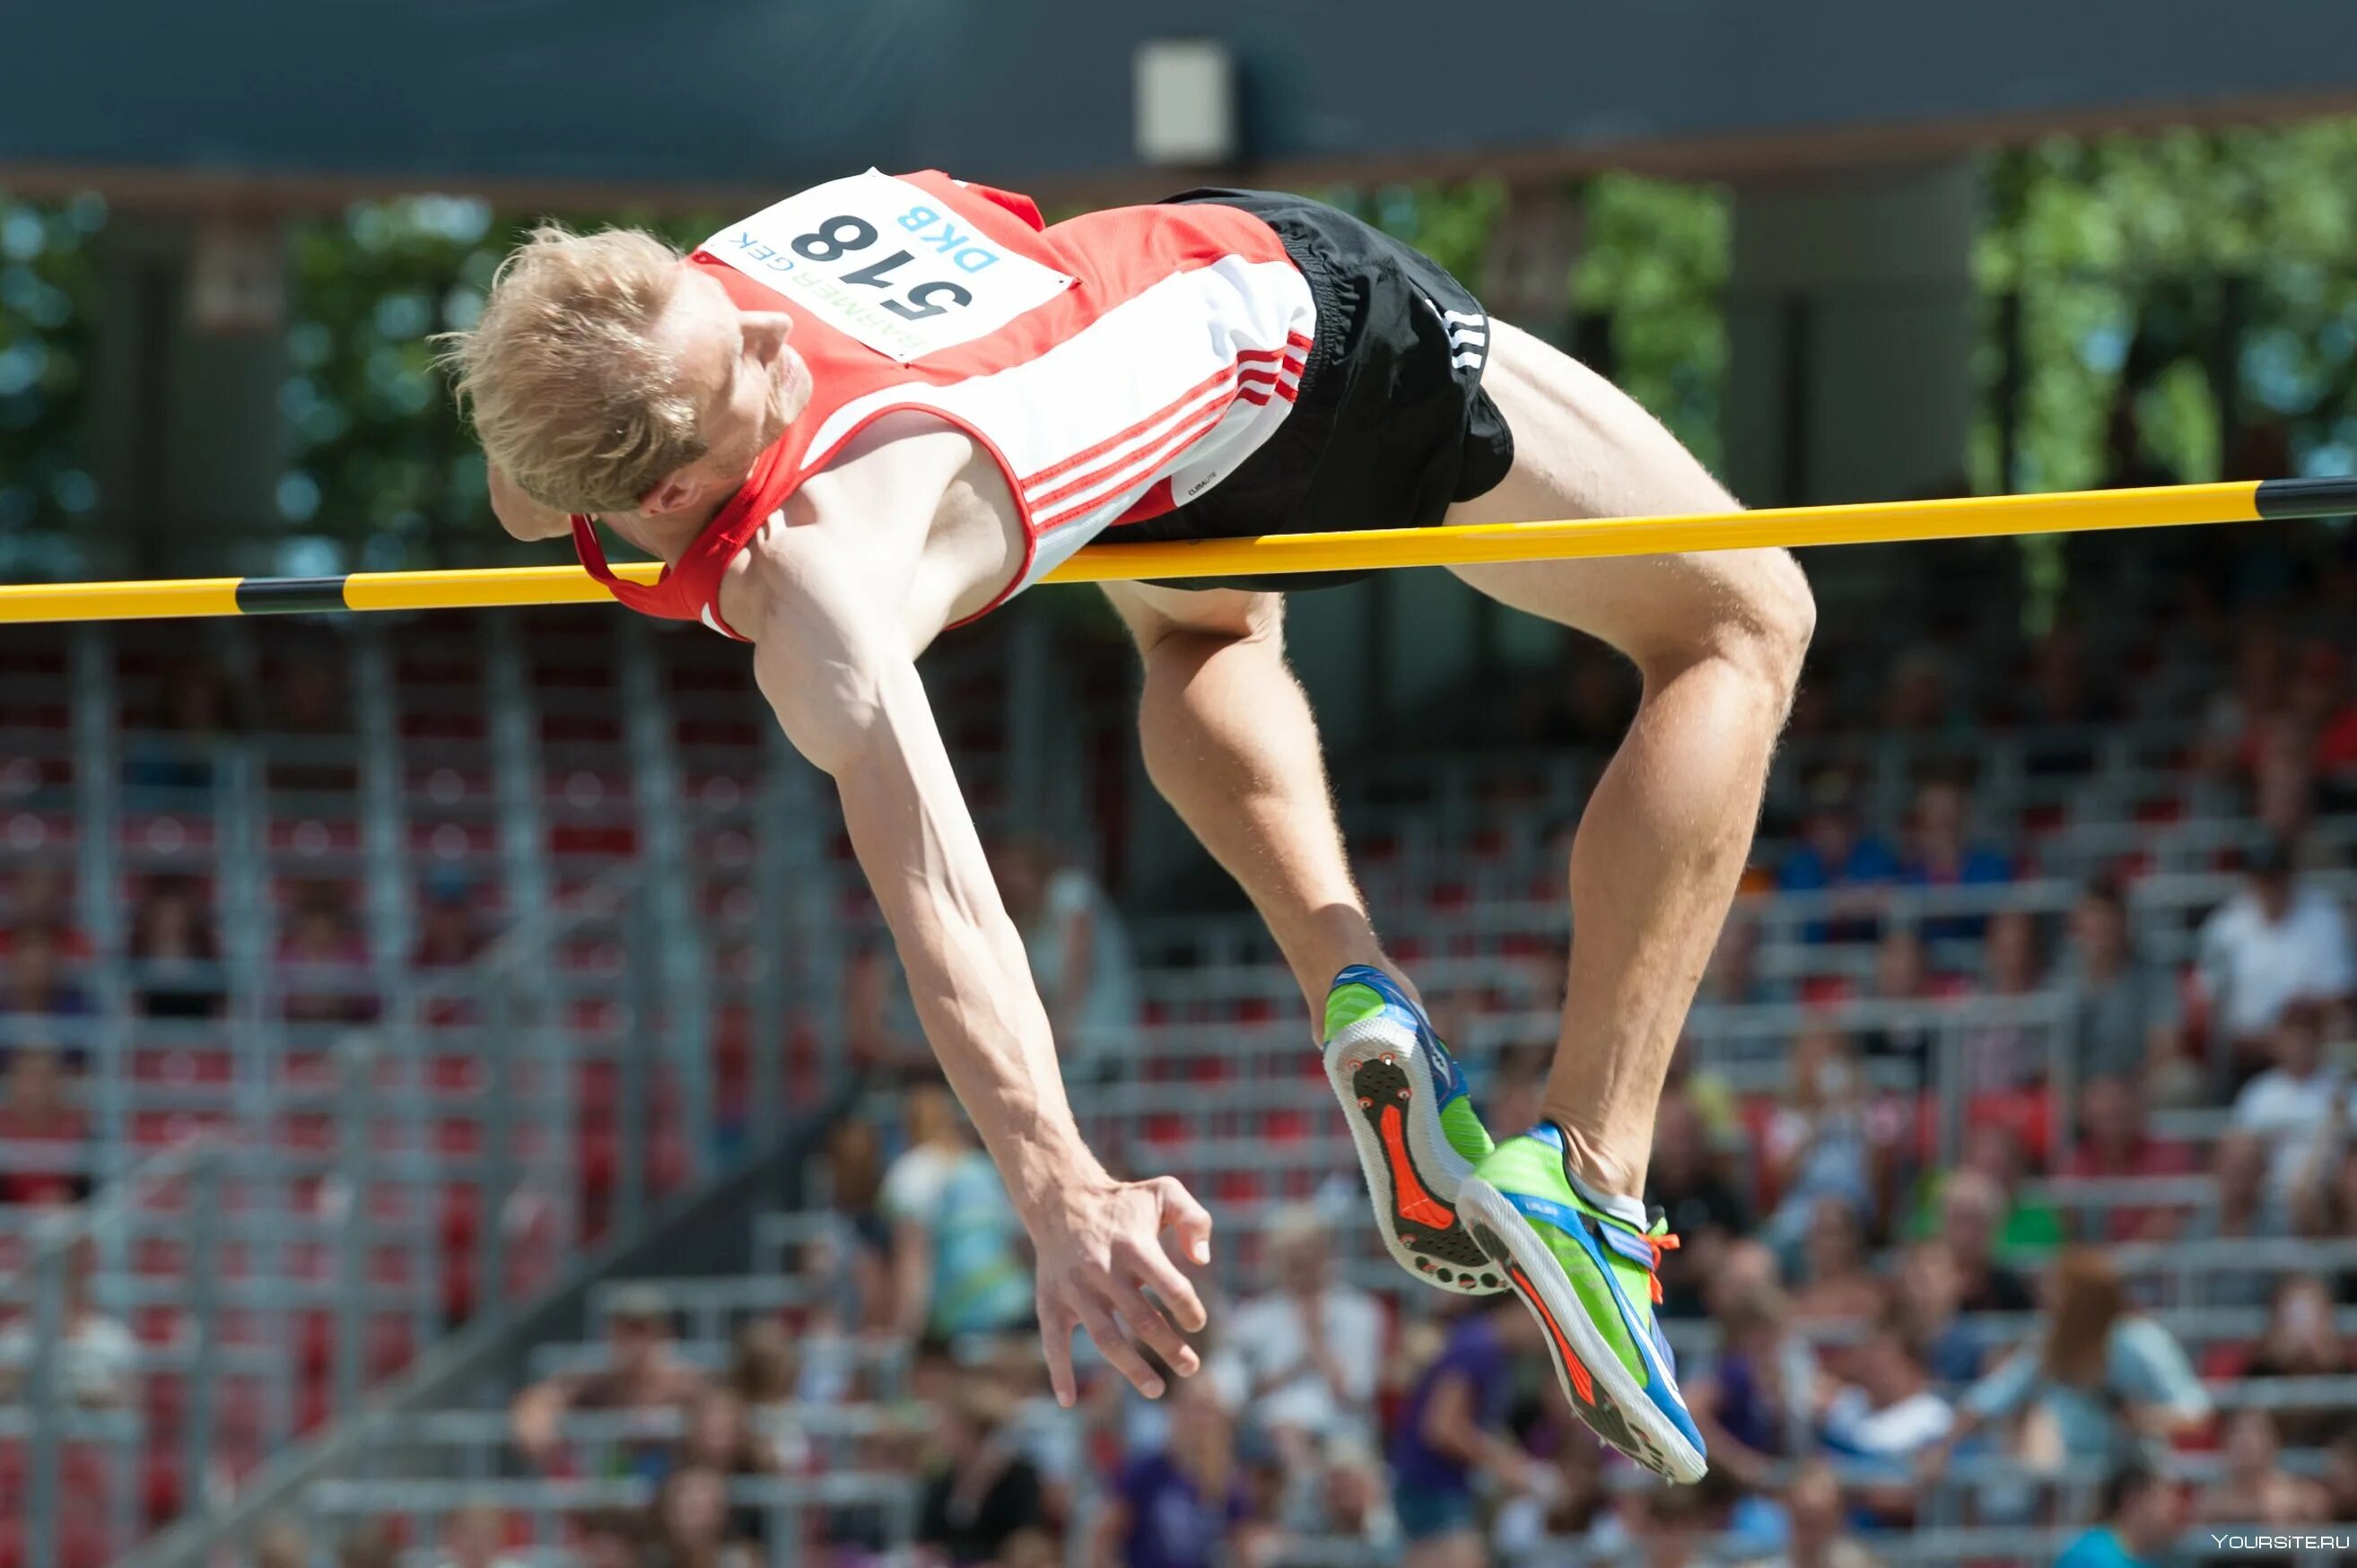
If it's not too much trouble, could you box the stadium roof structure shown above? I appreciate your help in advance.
[4,1,2356,210]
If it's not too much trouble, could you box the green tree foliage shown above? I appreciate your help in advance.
[0,191,105,577]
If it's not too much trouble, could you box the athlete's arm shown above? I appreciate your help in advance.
[746,535,1210,1404]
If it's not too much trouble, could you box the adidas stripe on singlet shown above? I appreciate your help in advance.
[572,170,1315,640]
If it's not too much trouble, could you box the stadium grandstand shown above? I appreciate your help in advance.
[4,6,2357,1568]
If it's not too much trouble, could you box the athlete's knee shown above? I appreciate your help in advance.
[1129,588,1285,661]
[1670,549,1812,702]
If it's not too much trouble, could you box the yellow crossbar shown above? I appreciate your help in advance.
[0,477,2345,625]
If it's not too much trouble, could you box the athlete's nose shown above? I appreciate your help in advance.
[747,312,793,363]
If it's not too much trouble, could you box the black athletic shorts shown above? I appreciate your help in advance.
[1115,187,1517,593]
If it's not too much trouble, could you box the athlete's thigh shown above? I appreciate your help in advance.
[1100,579,1283,650]
[1444,319,1803,665]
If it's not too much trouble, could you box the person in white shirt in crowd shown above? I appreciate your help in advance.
[990,836,1140,1082]
[2196,834,2356,1078]
[1815,1311,1955,1525]
[2228,999,2350,1204]
[0,1234,135,1408]
[436,1504,529,1568]
[881,1083,1035,1345]
[1226,1205,1386,1484]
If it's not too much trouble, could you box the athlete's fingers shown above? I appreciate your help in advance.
[1073,1289,1165,1400]
[1106,1276,1201,1378]
[1148,1175,1213,1267]
[1040,1296,1079,1408]
[1117,1233,1208,1336]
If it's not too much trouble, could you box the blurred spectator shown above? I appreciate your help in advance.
[1891,1241,1985,1384]
[0,1238,134,1406]
[2187,1132,2283,1308]
[1815,1313,1955,1492]
[684,1384,777,1476]
[2325,1428,2357,1526]
[1693,1279,1817,1492]
[813,1115,894,1334]
[124,658,237,797]
[1558,644,1639,750]
[1933,1248,2209,1477]
[991,837,1139,1078]
[1227,1206,1383,1466]
[574,1508,643,1568]
[2061,1077,2195,1242]
[264,651,358,792]
[1929,1171,2033,1314]
[0,1043,90,1205]
[1698,913,1783,1007]
[1097,1377,1257,1568]
[1645,1086,1751,1320]
[336,1521,400,1568]
[2241,1275,2350,1446]
[1294,1432,1401,1551]
[128,875,224,1020]
[1859,924,1948,1084]
[1763,1027,1886,1253]
[1959,909,2045,1094]
[254,1519,312,1568]
[2247,713,2321,843]
[1385,1298,1548,1568]
[1790,1197,1882,1327]
[842,940,925,1083]
[1952,1124,2063,1251]
[1,920,89,1026]
[2197,1408,2330,1528]
[412,884,485,969]
[2058,881,2179,1087]
[2195,835,2355,1066]
[679,1388,783,1539]
[1881,646,1960,736]
[2228,1000,2348,1202]
[279,884,379,1025]
[2054,1464,2181,1568]
[648,1464,758,1568]
[1,865,85,955]
[1749,1460,1883,1568]
[436,1504,525,1568]
[917,1379,1048,1567]
[1898,778,2013,939]
[509,1285,709,1471]
[728,1317,797,1409]
[882,1083,1033,1344]
[1776,771,1897,944]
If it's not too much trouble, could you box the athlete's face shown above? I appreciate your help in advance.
[645,267,811,510]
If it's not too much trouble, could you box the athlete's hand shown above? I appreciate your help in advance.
[1030,1172,1213,1407]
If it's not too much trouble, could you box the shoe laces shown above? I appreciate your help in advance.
[1642,1219,1681,1304]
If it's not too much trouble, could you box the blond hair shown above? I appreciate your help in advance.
[437,223,703,512]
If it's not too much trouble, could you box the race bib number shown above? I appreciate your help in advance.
[700,170,1073,363]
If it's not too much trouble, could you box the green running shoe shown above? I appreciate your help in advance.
[1457,1122,1707,1483]
[1321,965,1501,1296]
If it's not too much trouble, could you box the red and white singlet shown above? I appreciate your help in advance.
[571,169,1315,639]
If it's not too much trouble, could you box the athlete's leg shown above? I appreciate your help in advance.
[1447,320,1811,1482]
[1101,582,1388,1012]
[1448,320,1813,1198]
[1106,582,1502,1295]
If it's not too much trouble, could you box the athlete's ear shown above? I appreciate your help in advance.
[639,470,702,516]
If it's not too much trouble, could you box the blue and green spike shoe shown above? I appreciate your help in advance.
[1457,1123,1708,1483]
[1321,965,1502,1296]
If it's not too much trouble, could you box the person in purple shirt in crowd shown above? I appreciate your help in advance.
[1898,778,2014,940]
[1388,1299,1549,1568]
[1098,1379,1255,1568]
[1777,771,1899,944]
